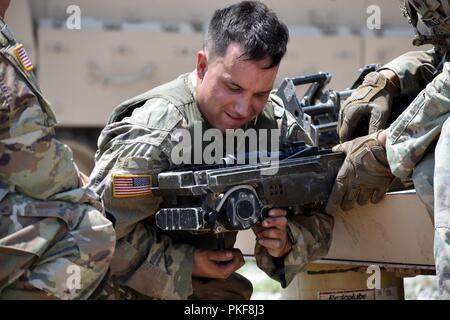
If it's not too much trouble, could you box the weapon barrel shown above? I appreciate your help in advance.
[338,89,354,101]
[303,101,335,115]
[291,73,331,86]
[315,122,338,132]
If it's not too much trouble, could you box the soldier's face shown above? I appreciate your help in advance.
[195,42,278,131]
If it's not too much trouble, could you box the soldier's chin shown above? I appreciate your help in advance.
[222,115,247,130]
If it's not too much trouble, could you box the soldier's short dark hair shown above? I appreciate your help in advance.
[205,1,289,69]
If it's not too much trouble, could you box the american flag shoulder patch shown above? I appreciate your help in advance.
[112,174,152,198]
[13,44,34,72]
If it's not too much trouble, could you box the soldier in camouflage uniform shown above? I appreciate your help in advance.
[0,0,116,299]
[327,0,450,299]
[90,1,333,300]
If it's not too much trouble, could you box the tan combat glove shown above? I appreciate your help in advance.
[338,71,399,142]
[326,131,395,214]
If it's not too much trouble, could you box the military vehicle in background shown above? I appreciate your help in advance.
[6,0,435,300]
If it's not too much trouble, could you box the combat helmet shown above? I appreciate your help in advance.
[401,0,450,47]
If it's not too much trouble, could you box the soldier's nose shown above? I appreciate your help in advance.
[234,99,252,118]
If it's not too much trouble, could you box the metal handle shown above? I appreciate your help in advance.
[291,72,331,86]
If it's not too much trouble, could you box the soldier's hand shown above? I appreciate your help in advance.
[338,70,399,142]
[252,208,292,258]
[326,130,394,214]
[78,172,90,187]
[192,248,244,279]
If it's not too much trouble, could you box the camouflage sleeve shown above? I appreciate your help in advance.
[0,192,115,300]
[254,210,334,287]
[0,55,80,200]
[380,49,440,99]
[386,62,450,179]
[0,49,115,299]
[89,102,196,299]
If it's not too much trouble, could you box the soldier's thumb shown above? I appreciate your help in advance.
[332,143,344,153]
[326,179,345,214]
[368,107,389,134]
[332,141,352,154]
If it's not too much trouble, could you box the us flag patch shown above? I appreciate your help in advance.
[112,174,152,198]
[14,44,33,71]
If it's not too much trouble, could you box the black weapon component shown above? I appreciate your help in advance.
[275,64,379,147]
[154,148,344,234]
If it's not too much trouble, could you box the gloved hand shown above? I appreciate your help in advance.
[326,131,395,214]
[338,71,399,142]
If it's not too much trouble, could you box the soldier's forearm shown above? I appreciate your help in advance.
[379,69,400,96]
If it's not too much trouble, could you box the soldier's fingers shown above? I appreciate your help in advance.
[78,172,90,187]
[372,188,387,204]
[357,188,373,206]
[260,228,285,240]
[341,186,359,211]
[332,143,344,153]
[216,252,245,277]
[251,223,264,235]
[339,121,353,143]
[261,216,287,230]
[368,105,390,134]
[332,140,354,155]
[258,238,283,250]
[207,250,236,262]
[339,105,368,142]
[234,251,245,269]
[326,176,346,214]
[267,208,287,217]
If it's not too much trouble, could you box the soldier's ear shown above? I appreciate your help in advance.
[196,51,208,80]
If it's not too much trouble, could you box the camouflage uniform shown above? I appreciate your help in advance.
[383,50,450,298]
[0,18,115,299]
[89,72,334,299]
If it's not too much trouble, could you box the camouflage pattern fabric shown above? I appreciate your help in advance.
[381,49,439,100]
[97,271,253,300]
[434,117,450,299]
[89,72,334,299]
[386,61,450,180]
[411,149,435,216]
[384,53,450,298]
[0,192,115,300]
[0,19,115,299]
[0,40,79,201]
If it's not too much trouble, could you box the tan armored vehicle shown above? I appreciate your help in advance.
[6,0,435,299]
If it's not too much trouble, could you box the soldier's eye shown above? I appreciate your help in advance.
[228,85,241,92]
